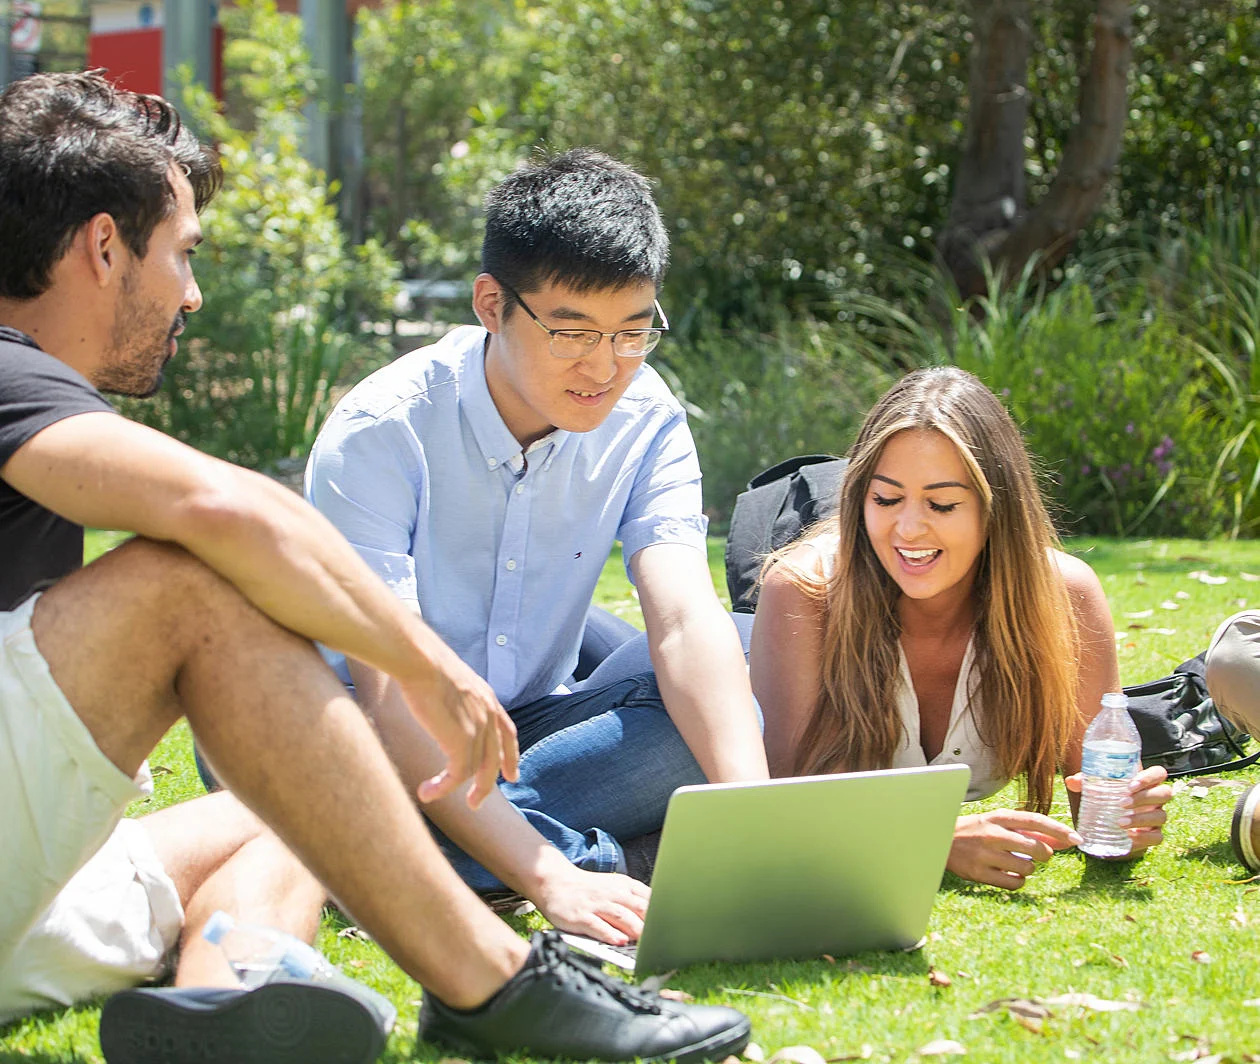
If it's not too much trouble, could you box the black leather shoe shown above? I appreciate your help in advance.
[99,980,388,1064]
[418,931,751,1062]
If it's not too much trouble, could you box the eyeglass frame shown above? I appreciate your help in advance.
[496,279,669,360]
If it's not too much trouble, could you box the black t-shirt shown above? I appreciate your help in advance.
[0,327,115,612]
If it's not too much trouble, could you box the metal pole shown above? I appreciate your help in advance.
[0,1,14,89]
[301,0,360,232]
[163,0,212,105]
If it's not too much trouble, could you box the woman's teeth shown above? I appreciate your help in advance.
[897,548,940,564]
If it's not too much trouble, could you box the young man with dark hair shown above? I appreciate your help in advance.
[307,149,769,942]
[0,73,749,1064]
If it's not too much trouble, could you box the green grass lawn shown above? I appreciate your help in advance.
[6,535,1260,1062]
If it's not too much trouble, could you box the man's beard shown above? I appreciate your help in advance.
[97,279,185,399]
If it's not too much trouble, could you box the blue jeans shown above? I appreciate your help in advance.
[434,609,757,891]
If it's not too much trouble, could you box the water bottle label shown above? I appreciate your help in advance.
[1081,742,1140,780]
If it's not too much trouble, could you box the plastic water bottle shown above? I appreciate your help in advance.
[1077,692,1142,857]
[202,911,396,1030]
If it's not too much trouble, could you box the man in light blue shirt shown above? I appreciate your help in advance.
[307,149,767,946]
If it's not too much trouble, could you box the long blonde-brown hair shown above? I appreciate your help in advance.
[781,367,1079,813]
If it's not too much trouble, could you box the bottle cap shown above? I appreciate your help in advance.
[1101,691,1128,711]
[202,910,235,945]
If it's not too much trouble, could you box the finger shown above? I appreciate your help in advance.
[596,902,645,941]
[992,810,1081,846]
[1128,765,1169,792]
[497,710,520,783]
[1063,772,1084,794]
[466,719,497,810]
[1119,806,1168,830]
[417,767,458,804]
[972,865,1028,890]
[1127,783,1174,809]
[1011,831,1075,858]
[1127,827,1164,852]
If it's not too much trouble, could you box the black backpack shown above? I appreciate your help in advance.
[724,454,1258,777]
[724,455,847,613]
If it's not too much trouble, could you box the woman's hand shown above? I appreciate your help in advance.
[948,810,1083,889]
[1064,764,1171,856]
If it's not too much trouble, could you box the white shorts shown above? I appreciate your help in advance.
[0,594,184,1024]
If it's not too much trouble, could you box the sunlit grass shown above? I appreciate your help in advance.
[7,536,1260,1062]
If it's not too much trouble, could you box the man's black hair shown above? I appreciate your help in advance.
[481,148,669,311]
[0,71,222,300]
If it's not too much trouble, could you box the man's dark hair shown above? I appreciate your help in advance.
[0,71,222,300]
[481,148,669,312]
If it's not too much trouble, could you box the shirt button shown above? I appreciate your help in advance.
[495,634,507,646]
[515,484,525,495]
[505,559,517,571]
[487,458,498,469]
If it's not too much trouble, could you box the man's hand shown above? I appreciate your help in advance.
[531,866,651,946]
[1064,765,1171,857]
[396,656,519,809]
[948,810,1082,890]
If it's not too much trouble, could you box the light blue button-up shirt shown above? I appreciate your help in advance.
[307,325,708,709]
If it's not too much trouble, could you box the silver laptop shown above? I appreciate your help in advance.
[562,764,970,975]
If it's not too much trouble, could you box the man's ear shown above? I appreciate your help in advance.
[81,212,124,288]
[472,273,505,334]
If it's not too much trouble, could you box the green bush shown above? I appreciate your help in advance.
[122,0,400,469]
[659,314,896,524]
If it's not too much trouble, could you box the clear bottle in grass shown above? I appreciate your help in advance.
[201,910,396,1032]
[1076,691,1142,858]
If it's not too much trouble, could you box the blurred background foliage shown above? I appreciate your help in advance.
[141,0,1259,536]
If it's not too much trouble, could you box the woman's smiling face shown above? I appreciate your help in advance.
[862,428,988,605]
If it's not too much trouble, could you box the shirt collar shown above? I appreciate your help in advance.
[0,326,43,352]
[461,330,569,471]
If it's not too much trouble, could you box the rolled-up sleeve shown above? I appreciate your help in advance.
[617,408,708,580]
[306,409,424,605]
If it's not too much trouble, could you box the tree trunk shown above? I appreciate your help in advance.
[939,0,1133,299]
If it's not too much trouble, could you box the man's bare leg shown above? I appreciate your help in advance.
[32,538,527,1008]
[137,792,326,988]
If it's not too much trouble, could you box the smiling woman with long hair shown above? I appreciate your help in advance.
[750,367,1173,889]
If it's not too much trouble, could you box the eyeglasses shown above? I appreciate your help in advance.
[499,280,669,360]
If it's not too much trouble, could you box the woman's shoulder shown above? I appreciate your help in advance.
[1048,547,1104,594]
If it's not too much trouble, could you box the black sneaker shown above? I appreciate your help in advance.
[99,980,389,1064]
[418,930,751,1062]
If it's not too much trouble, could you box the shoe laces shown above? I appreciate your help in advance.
[534,933,663,1015]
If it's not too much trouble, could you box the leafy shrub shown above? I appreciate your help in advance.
[123,0,400,468]
[659,314,896,524]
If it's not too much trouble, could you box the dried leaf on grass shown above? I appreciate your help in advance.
[1041,993,1143,1012]
[825,1046,872,1062]
[969,998,1052,1021]
[150,764,174,776]
[1191,950,1212,963]
[742,1043,766,1062]
[917,1040,967,1056]
[1160,601,1182,611]
[336,925,371,941]
[659,988,694,1003]
[1242,572,1260,582]
[1124,609,1154,619]
[928,968,953,988]
[1169,1034,1214,1062]
[1188,571,1229,585]
[766,1046,827,1064]
[1089,943,1129,968]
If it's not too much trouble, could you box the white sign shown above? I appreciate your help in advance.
[11,1,42,55]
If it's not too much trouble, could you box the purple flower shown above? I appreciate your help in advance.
[1081,464,1092,475]
[1125,422,1135,434]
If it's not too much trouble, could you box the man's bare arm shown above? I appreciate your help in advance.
[2,411,517,804]
[632,542,769,782]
